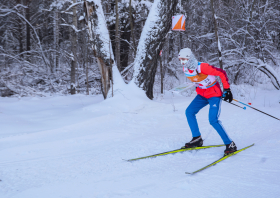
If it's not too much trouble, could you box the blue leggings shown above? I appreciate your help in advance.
[185,95,232,145]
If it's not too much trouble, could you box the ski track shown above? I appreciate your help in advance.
[0,89,279,198]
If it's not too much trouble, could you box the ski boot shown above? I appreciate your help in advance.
[224,141,237,156]
[181,136,203,149]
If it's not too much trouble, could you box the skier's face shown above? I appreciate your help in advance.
[179,58,189,65]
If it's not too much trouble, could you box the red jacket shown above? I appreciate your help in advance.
[196,63,230,98]
[184,63,230,99]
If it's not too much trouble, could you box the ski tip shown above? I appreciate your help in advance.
[185,172,193,175]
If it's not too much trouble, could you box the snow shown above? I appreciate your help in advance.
[218,37,222,53]
[0,84,280,198]
[214,14,217,20]
[50,0,72,10]
[94,0,114,61]
[121,0,152,9]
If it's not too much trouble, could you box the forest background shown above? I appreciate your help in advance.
[0,0,279,99]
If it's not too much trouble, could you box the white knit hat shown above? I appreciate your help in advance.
[178,48,192,59]
[178,48,198,70]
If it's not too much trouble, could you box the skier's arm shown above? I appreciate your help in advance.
[200,63,230,89]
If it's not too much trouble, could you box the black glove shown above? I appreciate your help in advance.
[222,88,233,103]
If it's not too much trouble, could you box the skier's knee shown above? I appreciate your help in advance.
[185,107,195,117]
[209,118,218,126]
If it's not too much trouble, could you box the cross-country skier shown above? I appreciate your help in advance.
[179,48,237,155]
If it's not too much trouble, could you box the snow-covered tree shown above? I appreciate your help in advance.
[133,0,178,99]
[83,0,115,99]
[0,0,279,97]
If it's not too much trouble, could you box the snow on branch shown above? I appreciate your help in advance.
[246,57,280,90]
[60,24,86,33]
[64,2,83,12]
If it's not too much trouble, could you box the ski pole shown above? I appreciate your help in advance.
[233,99,280,121]
[224,100,246,110]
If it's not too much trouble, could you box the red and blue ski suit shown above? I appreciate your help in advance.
[185,63,232,144]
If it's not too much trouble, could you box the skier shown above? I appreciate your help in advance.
[179,48,237,155]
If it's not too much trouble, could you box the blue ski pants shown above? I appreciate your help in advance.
[185,95,232,145]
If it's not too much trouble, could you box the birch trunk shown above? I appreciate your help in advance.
[83,0,118,99]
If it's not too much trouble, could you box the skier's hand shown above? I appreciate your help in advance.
[222,88,233,103]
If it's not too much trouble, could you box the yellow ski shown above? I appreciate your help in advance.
[126,144,225,162]
[186,144,254,175]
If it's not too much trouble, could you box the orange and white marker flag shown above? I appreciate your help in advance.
[172,15,185,31]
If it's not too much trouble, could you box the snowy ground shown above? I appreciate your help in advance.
[0,83,280,198]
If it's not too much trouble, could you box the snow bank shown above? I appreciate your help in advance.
[0,86,280,198]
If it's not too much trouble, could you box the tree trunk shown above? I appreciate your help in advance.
[17,0,24,57]
[53,8,59,73]
[83,0,115,99]
[86,50,89,95]
[115,0,121,71]
[168,33,173,63]
[211,0,223,70]
[160,54,163,94]
[25,0,31,61]
[249,0,256,23]
[71,0,78,95]
[129,0,136,56]
[133,0,178,99]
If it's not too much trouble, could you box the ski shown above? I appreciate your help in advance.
[185,143,254,175]
[170,82,195,93]
[126,144,225,162]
